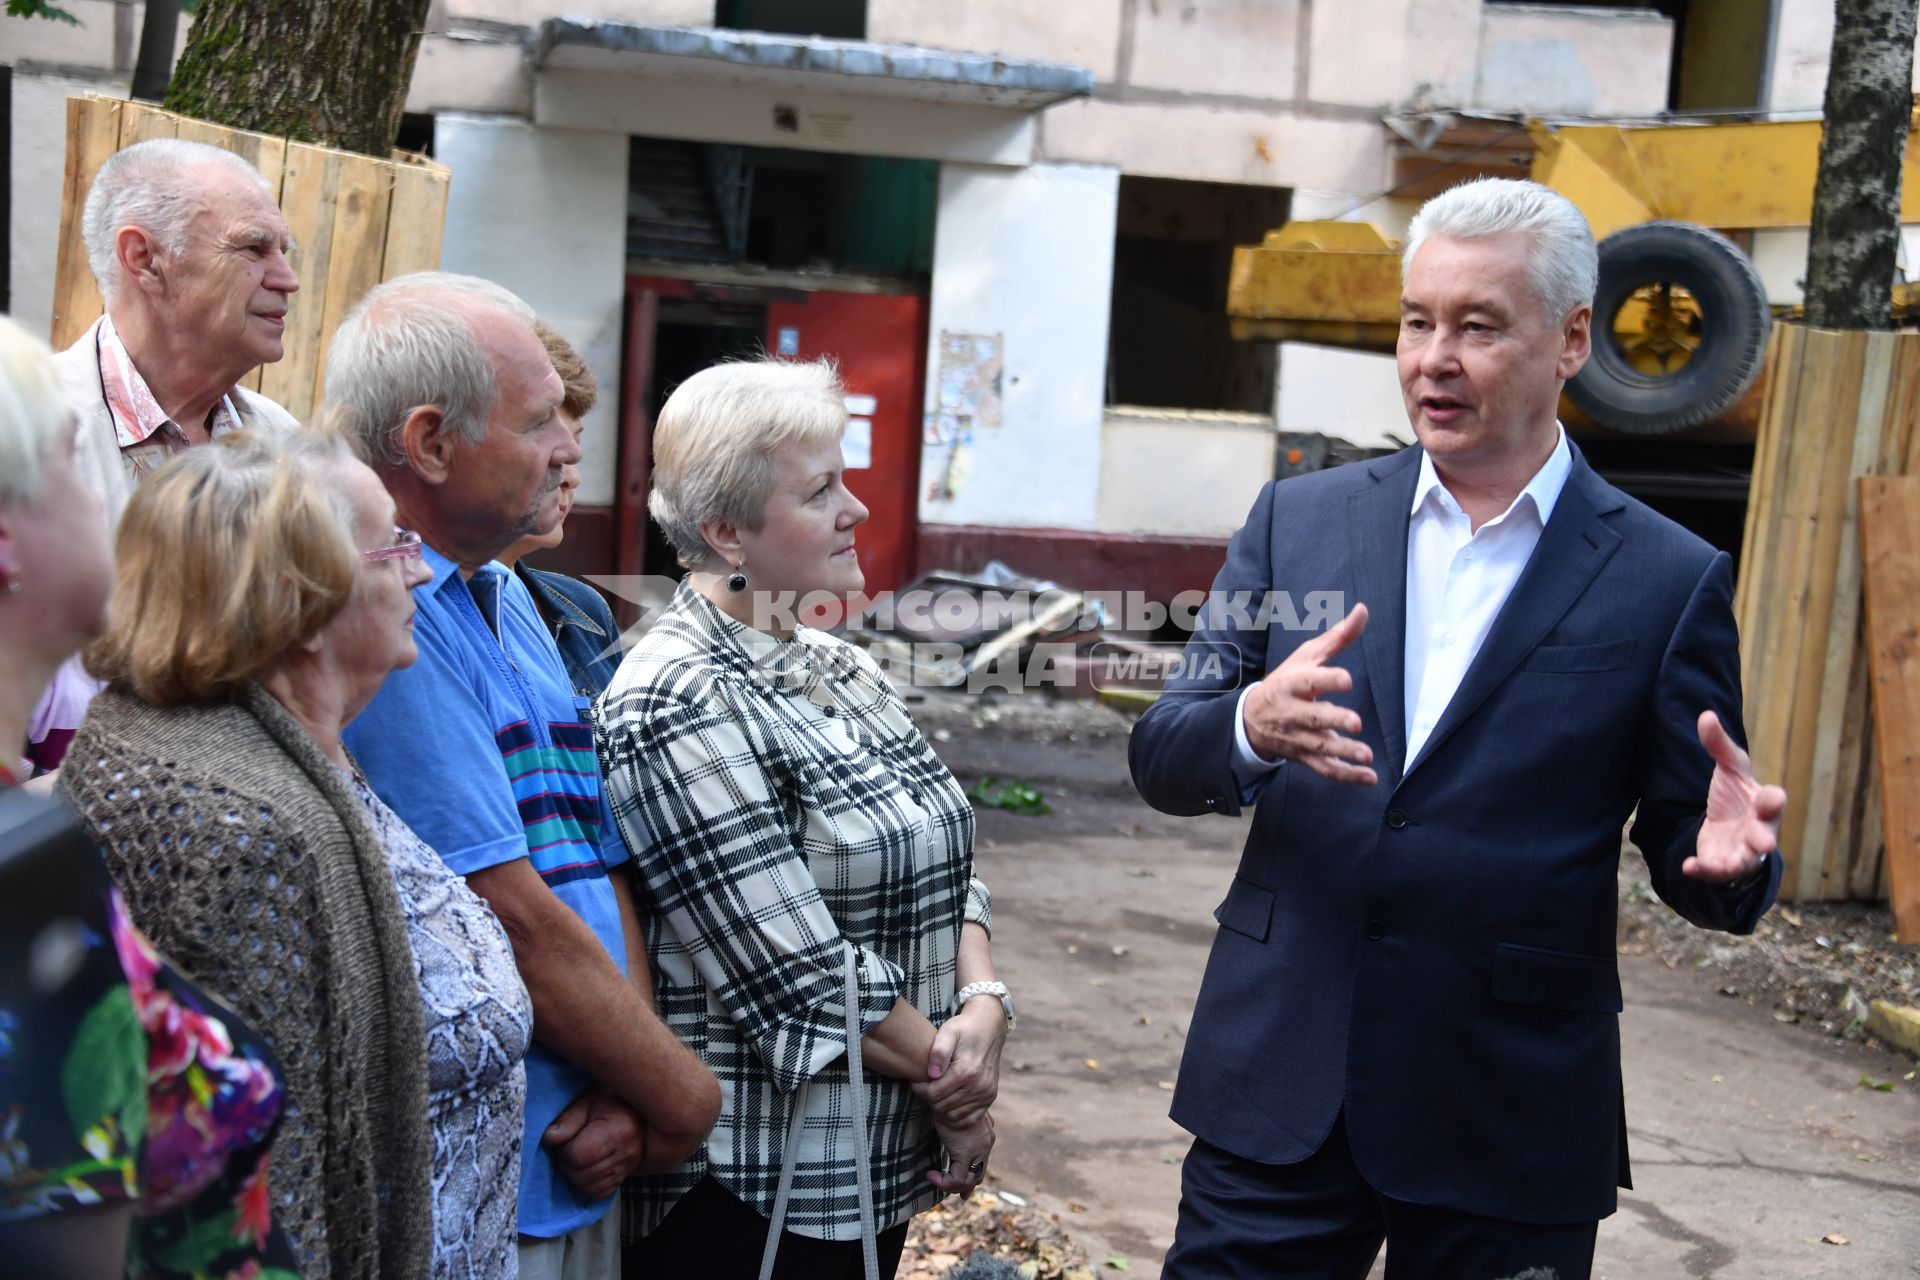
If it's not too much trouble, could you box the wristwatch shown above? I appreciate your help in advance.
[954,980,1016,1032]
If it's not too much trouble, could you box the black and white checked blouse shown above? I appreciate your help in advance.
[594,584,989,1243]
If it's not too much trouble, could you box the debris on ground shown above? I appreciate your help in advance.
[900,1182,1097,1280]
[966,777,1053,816]
[1617,858,1919,1057]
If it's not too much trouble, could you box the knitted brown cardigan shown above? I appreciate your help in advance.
[59,683,434,1280]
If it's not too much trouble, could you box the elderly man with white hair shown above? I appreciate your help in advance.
[26,138,299,773]
[1131,178,1786,1279]
[328,271,720,1280]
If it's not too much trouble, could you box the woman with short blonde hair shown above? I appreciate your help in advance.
[61,430,534,1280]
[598,357,1009,1279]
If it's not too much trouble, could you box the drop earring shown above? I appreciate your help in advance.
[2,573,17,594]
[726,561,748,593]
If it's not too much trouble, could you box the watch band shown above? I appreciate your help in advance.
[954,980,1015,1031]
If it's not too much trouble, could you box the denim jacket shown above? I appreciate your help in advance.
[514,563,624,698]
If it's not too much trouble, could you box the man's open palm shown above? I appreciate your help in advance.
[1684,709,1786,883]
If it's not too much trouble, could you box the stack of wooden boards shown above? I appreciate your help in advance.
[1735,322,1920,940]
[51,94,449,423]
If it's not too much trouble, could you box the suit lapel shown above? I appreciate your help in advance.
[1400,452,1626,780]
[1349,451,1421,786]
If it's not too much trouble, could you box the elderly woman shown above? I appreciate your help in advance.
[0,315,298,1279]
[57,430,533,1280]
[496,321,622,698]
[595,358,1009,1279]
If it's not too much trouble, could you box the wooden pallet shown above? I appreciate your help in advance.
[50,94,449,423]
[1734,323,1920,902]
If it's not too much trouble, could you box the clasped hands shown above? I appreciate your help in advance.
[913,995,1006,1199]
[1240,603,1787,883]
[542,1085,662,1200]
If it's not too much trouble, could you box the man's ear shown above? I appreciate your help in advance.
[397,405,456,484]
[115,226,166,299]
[698,518,745,566]
[1558,302,1594,381]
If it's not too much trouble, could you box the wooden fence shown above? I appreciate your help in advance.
[51,94,450,423]
[1734,322,1920,905]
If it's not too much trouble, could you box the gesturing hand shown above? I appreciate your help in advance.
[1240,603,1377,786]
[1683,710,1787,884]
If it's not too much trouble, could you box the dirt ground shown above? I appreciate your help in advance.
[898,691,1920,1280]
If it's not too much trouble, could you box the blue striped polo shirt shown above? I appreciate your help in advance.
[343,544,629,1238]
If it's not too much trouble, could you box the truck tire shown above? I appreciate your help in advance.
[1568,221,1771,436]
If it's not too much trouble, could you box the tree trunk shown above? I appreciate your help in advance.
[1804,0,1920,330]
[162,0,433,158]
[130,0,181,103]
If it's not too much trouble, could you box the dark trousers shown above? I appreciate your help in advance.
[1163,1116,1598,1280]
[622,1176,911,1280]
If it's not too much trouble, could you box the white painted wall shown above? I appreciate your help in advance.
[535,70,1036,167]
[1040,101,1388,191]
[1127,0,1303,100]
[445,0,712,26]
[10,73,127,342]
[1474,5,1672,115]
[1276,343,1412,452]
[1097,409,1276,537]
[869,0,1124,83]
[434,115,628,507]
[919,161,1119,530]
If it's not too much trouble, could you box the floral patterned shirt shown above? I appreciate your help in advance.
[0,836,298,1279]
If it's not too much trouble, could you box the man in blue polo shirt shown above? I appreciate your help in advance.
[325,272,719,1280]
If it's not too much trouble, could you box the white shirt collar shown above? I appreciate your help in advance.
[1411,423,1573,528]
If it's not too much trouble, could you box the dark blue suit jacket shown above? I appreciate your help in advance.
[1128,444,1780,1225]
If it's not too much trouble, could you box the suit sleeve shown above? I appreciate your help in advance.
[1129,481,1281,819]
[1628,550,1781,933]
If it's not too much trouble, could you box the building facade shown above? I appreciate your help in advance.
[0,0,1889,598]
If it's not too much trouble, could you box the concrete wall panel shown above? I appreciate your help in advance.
[446,0,712,28]
[1126,0,1302,101]
[1308,0,1480,108]
[407,32,530,115]
[10,73,126,341]
[1042,98,1388,191]
[434,115,628,507]
[1474,5,1672,115]
[2,1,127,71]
[868,0,1122,83]
[1276,343,1411,452]
[536,69,1036,165]
[1097,411,1275,537]
[920,161,1119,530]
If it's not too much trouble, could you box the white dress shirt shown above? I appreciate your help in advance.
[1234,428,1573,779]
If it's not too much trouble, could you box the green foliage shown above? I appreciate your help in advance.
[966,777,1053,817]
[6,0,82,24]
[1858,1074,1898,1092]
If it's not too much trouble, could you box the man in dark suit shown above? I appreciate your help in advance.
[1129,178,1785,1280]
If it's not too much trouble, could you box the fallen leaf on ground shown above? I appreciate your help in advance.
[1103,1256,1130,1271]
[1858,1074,1897,1092]
[1822,1234,1850,1246]
[1083,1059,1099,1071]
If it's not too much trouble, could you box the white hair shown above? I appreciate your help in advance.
[1403,178,1598,321]
[650,358,847,569]
[320,271,536,468]
[0,315,76,507]
[81,138,273,301]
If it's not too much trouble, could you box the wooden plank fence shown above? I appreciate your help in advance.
[1734,323,1920,902]
[1858,476,1920,941]
[50,94,450,422]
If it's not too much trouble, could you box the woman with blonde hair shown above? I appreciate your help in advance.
[58,428,532,1280]
[596,357,1009,1279]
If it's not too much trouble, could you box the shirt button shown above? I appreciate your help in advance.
[1463,548,1475,560]
[1386,809,1411,829]
[1366,920,1388,940]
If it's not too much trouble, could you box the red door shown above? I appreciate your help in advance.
[765,291,927,596]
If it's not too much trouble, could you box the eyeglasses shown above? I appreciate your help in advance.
[361,528,424,563]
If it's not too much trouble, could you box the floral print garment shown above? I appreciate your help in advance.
[0,843,300,1279]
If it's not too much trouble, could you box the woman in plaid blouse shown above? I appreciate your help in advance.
[594,358,1007,1279]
